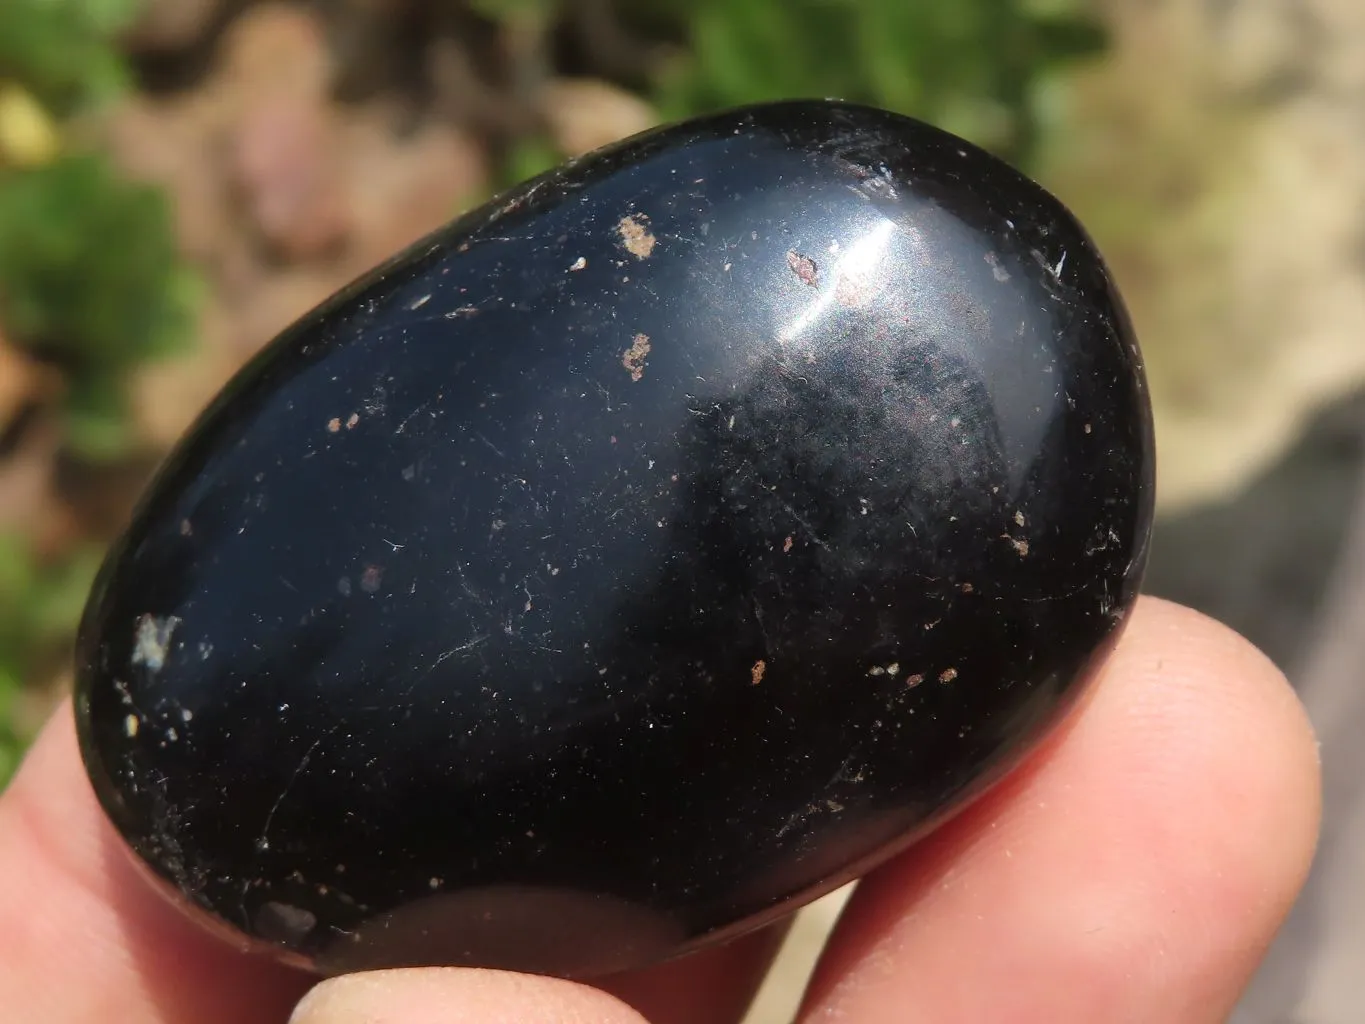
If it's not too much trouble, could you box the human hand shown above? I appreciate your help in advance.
[0,597,1319,1023]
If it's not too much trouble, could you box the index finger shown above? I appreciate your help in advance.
[0,704,312,1022]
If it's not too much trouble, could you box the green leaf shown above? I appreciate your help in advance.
[646,0,1109,170]
[467,0,556,26]
[0,532,102,789]
[63,389,136,461]
[0,152,199,457]
[0,0,143,114]
[1028,15,1109,67]
[502,135,564,188]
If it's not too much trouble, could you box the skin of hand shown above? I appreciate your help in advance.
[0,597,1320,1023]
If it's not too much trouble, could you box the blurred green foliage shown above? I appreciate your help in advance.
[0,0,197,463]
[651,0,1105,167]
[0,0,197,786]
[0,536,103,786]
[478,0,1105,184]
[0,0,143,115]
[0,155,199,459]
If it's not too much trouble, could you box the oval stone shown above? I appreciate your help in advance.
[74,100,1154,978]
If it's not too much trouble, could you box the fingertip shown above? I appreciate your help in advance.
[289,968,650,1024]
[1104,596,1322,900]
[800,597,1323,1022]
[0,704,313,1022]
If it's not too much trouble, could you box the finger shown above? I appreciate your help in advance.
[290,923,790,1024]
[0,703,313,1022]
[289,967,648,1024]
[594,921,791,1024]
[800,597,1321,1023]
[290,909,789,1024]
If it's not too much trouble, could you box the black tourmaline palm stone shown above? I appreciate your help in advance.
[74,100,1154,978]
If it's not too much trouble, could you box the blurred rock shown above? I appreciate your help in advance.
[1146,387,1365,673]
[123,0,225,52]
[0,332,48,435]
[102,94,230,262]
[232,95,349,262]
[341,107,488,273]
[541,78,657,157]
[0,415,78,556]
[0,329,75,555]
[129,340,239,451]
[216,5,348,261]
[330,0,426,101]
[224,268,346,357]
[217,4,333,101]
[132,265,353,451]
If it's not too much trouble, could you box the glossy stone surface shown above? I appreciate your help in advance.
[74,100,1154,978]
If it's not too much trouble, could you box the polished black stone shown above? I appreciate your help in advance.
[74,100,1154,978]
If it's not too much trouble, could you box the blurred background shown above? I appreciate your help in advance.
[0,0,1362,1020]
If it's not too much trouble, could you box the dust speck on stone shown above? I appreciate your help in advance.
[939,667,959,684]
[409,293,431,310]
[179,519,193,537]
[786,250,818,286]
[835,271,872,308]
[783,535,793,553]
[617,214,656,259]
[132,614,181,674]
[360,565,384,593]
[124,713,139,738]
[1013,511,1026,527]
[905,673,925,687]
[327,417,341,433]
[338,576,353,596]
[984,251,1010,282]
[1004,534,1030,557]
[751,659,766,685]
[346,413,360,430]
[256,901,317,945]
[570,256,587,271]
[622,332,651,382]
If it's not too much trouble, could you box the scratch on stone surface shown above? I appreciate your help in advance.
[256,732,332,854]
[773,495,831,551]
[751,594,773,655]
[429,635,489,673]
[394,403,429,435]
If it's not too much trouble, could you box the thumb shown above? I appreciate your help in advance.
[290,967,649,1024]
